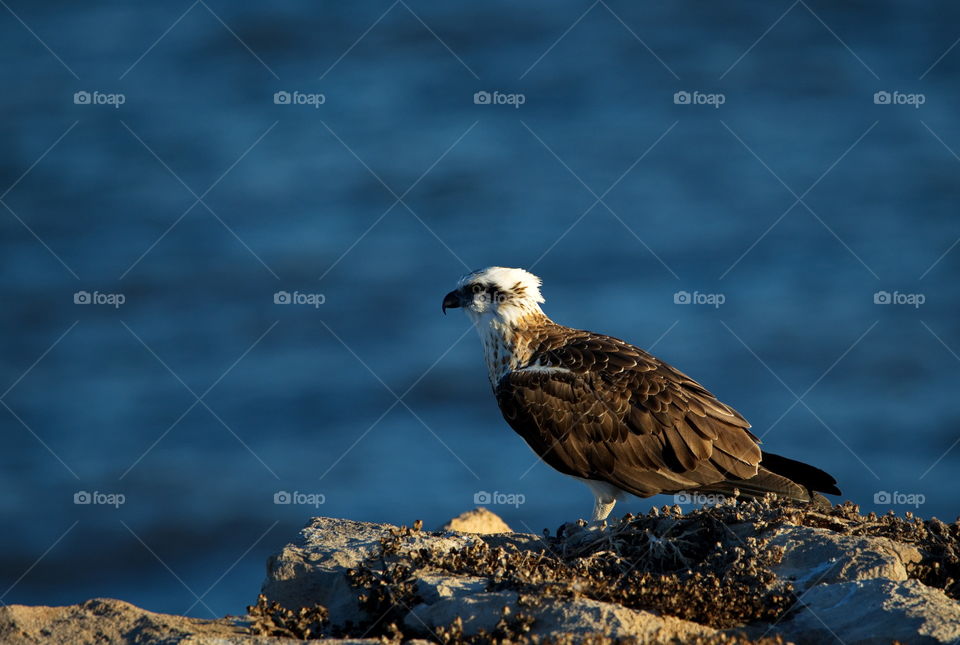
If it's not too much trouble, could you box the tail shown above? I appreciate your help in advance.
[760,452,841,496]
[696,451,841,504]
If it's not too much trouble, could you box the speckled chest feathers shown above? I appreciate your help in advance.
[476,312,553,385]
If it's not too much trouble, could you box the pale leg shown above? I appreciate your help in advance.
[591,496,616,522]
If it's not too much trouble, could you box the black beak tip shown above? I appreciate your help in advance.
[442,290,460,315]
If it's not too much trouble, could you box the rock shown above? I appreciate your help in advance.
[781,578,960,645]
[261,517,478,628]
[261,517,390,622]
[413,574,489,604]
[0,598,282,645]
[261,514,546,629]
[405,593,715,641]
[441,507,512,533]
[768,525,923,591]
[405,591,518,635]
[533,597,715,641]
[258,508,960,642]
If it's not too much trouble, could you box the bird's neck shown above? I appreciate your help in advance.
[474,308,552,385]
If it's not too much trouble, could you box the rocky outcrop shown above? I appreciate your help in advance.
[260,515,720,641]
[259,517,484,623]
[0,598,269,645]
[259,500,960,644]
[2,500,958,644]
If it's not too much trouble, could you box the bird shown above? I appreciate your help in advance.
[442,266,841,522]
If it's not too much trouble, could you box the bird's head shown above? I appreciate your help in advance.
[442,267,546,326]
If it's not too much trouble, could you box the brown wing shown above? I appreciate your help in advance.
[494,332,762,497]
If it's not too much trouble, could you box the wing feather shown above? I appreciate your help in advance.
[494,330,761,498]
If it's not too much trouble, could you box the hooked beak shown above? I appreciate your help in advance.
[442,289,462,314]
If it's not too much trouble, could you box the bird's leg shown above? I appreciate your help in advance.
[591,495,616,522]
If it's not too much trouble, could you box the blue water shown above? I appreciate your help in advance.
[1,0,959,620]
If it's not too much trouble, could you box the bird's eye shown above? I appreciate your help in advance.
[472,284,483,294]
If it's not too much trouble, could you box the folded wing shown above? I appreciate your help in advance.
[494,332,764,497]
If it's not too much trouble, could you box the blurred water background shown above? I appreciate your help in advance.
[1,0,959,619]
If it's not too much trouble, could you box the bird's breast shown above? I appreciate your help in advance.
[479,324,535,385]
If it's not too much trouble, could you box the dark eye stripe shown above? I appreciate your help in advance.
[466,283,508,303]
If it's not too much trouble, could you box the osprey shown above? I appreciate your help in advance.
[443,266,841,521]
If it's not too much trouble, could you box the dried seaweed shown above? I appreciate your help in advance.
[246,593,329,639]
